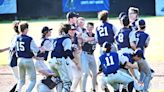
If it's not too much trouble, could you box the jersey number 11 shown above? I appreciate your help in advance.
[105,56,114,67]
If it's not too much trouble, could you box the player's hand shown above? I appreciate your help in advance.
[137,81,144,86]
[78,37,83,44]
[40,46,46,53]
[97,71,102,76]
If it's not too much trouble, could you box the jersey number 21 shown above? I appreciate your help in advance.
[98,26,108,37]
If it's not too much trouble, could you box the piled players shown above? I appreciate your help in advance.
[4,6,153,92]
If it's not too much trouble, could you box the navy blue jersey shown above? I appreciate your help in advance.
[9,48,17,67]
[96,22,115,46]
[99,52,120,75]
[16,35,34,58]
[51,37,69,58]
[120,53,134,69]
[82,33,96,54]
[37,38,49,61]
[73,33,78,45]
[136,31,149,50]
[123,53,134,64]
[115,27,131,50]
[130,19,138,30]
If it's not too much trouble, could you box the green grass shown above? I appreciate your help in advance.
[0,16,164,65]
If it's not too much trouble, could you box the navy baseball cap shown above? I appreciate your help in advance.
[139,19,146,26]
[121,15,129,26]
[118,12,127,20]
[66,12,79,19]
[42,26,52,33]
[102,42,111,52]
[132,49,145,59]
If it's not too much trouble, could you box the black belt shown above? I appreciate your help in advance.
[87,52,93,55]
[105,71,117,76]
[83,51,93,55]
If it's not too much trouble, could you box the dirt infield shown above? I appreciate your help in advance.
[0,62,164,92]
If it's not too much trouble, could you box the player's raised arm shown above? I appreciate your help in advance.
[30,39,45,56]
[0,47,9,53]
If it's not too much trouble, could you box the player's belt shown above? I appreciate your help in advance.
[105,71,117,76]
[83,51,93,55]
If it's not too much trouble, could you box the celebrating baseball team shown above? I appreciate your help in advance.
[1,6,154,92]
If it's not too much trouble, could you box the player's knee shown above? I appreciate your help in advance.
[29,76,36,82]
[82,72,89,78]
[92,73,97,78]
[20,80,25,85]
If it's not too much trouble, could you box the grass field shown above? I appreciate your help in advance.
[0,16,164,92]
[0,16,164,65]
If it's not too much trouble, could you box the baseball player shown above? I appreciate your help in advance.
[119,53,140,92]
[35,26,62,92]
[95,10,117,92]
[49,24,75,92]
[131,49,152,92]
[115,15,135,54]
[66,12,79,27]
[99,42,143,92]
[80,22,97,92]
[135,19,155,87]
[128,7,140,31]
[135,19,150,53]
[66,12,83,92]
[95,10,117,53]
[118,11,140,81]
[128,7,140,51]
[8,21,20,92]
[14,21,45,92]
[77,17,86,34]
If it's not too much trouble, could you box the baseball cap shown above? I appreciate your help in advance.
[139,19,145,26]
[102,42,111,52]
[121,15,129,26]
[66,12,79,19]
[118,12,126,20]
[70,25,76,30]
[132,49,145,59]
[42,26,52,33]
